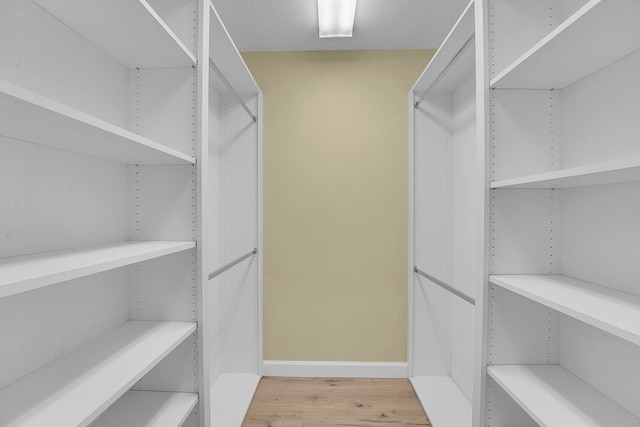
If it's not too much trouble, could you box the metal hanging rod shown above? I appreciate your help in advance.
[208,58,257,122]
[414,35,475,108]
[208,248,257,281]
[414,266,475,305]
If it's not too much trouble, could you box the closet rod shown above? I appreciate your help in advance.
[414,35,475,108]
[209,248,257,280]
[414,266,475,305]
[208,58,257,122]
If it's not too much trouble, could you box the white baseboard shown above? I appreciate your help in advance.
[262,360,408,378]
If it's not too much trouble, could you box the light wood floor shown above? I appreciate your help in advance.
[242,377,431,426]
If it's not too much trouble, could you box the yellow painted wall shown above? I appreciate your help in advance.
[242,50,434,361]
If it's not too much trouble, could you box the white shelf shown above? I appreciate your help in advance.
[211,373,260,427]
[31,0,195,68]
[489,274,640,346]
[92,391,198,427]
[490,158,640,189]
[410,376,472,427]
[209,3,260,96]
[491,0,640,89]
[0,79,195,165]
[0,321,197,427]
[0,240,196,299]
[488,365,640,426]
[411,0,475,96]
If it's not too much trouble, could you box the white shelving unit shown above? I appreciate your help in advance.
[422,0,640,424]
[409,1,481,425]
[481,0,640,424]
[210,373,261,427]
[0,0,206,425]
[206,3,263,425]
[1,0,262,424]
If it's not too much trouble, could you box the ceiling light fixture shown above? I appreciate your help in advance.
[317,0,357,38]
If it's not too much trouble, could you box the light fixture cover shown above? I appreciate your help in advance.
[318,0,357,38]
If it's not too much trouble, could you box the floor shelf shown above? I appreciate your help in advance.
[92,391,198,427]
[0,241,196,298]
[0,321,197,427]
[410,376,472,427]
[211,373,261,427]
[488,364,640,426]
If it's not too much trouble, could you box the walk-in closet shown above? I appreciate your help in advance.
[1,0,638,425]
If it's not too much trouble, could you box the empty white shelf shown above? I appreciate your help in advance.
[412,0,474,96]
[31,0,195,68]
[490,275,640,346]
[209,4,260,96]
[0,79,195,165]
[92,391,198,427]
[490,158,640,189]
[0,240,196,298]
[410,376,472,427]
[0,321,197,427]
[488,365,640,426]
[211,373,260,427]
[491,0,640,89]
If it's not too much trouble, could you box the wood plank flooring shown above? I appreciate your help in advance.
[242,377,431,426]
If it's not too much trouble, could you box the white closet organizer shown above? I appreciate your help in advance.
[483,0,640,425]
[409,1,481,426]
[0,0,203,425]
[205,3,263,426]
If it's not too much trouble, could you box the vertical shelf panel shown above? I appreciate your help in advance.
[210,373,260,427]
[1,0,207,425]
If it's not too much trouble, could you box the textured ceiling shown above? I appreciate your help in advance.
[211,0,471,52]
